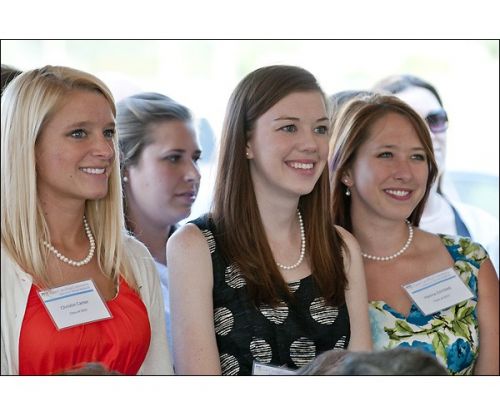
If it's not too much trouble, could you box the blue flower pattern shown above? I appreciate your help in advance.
[446,339,475,373]
[369,235,487,375]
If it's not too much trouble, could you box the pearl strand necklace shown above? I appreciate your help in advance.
[43,216,96,267]
[361,220,413,261]
[276,210,306,270]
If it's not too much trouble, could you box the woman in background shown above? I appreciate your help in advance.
[117,92,201,346]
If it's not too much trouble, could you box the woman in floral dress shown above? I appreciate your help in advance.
[329,93,498,375]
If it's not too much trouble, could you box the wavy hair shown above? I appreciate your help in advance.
[329,93,438,231]
[212,65,347,307]
[1,65,136,289]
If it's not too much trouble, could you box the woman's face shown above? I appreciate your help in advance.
[345,112,429,224]
[395,86,447,179]
[36,89,116,207]
[125,120,201,228]
[247,90,330,201]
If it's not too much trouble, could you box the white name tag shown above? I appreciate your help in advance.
[38,279,112,330]
[402,267,474,316]
[252,361,296,375]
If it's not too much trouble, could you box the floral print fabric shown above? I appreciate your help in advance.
[369,235,488,375]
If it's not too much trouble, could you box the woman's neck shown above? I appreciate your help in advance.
[351,215,411,259]
[126,211,172,265]
[254,193,299,239]
[39,199,86,245]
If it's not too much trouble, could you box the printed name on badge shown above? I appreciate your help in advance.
[252,361,296,375]
[402,267,474,316]
[38,279,112,330]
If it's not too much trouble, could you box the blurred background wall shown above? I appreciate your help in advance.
[2,40,498,219]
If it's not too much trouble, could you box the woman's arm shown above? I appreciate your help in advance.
[167,224,222,374]
[474,258,499,375]
[335,226,373,352]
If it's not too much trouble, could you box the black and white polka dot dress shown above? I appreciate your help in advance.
[191,215,351,375]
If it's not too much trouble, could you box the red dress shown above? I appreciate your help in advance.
[19,277,151,375]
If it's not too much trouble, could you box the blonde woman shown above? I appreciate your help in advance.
[1,66,172,375]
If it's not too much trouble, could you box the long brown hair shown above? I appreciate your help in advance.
[329,93,438,231]
[212,65,347,307]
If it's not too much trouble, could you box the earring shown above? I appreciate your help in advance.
[345,187,351,196]
[123,176,129,183]
[246,151,250,158]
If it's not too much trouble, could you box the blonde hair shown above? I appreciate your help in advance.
[1,65,136,289]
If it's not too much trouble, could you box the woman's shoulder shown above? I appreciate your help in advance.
[416,228,489,265]
[123,232,152,257]
[333,225,361,252]
[168,221,213,254]
[438,233,489,263]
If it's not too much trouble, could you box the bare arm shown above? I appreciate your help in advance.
[474,258,499,375]
[335,226,373,352]
[167,224,222,374]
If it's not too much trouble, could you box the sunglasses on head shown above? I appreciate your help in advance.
[425,109,448,133]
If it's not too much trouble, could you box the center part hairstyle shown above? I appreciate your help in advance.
[212,65,347,307]
[329,93,438,232]
[1,65,135,289]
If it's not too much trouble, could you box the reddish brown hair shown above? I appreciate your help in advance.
[212,65,347,306]
[329,93,438,231]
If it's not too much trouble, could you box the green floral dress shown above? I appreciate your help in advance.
[369,235,488,375]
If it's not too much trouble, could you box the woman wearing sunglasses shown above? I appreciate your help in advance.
[373,75,498,275]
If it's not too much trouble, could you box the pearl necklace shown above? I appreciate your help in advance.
[361,220,413,261]
[276,210,306,270]
[43,216,96,267]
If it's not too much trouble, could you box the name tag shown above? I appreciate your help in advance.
[402,267,474,316]
[252,361,296,375]
[38,279,112,330]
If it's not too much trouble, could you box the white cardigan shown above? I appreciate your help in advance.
[1,235,173,375]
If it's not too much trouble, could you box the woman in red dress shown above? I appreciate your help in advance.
[1,65,172,375]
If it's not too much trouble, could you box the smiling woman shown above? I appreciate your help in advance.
[1,66,172,375]
[167,65,372,375]
[329,93,499,375]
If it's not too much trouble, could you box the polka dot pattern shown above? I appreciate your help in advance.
[309,297,339,325]
[214,307,234,336]
[225,263,246,288]
[250,337,272,364]
[259,302,289,325]
[201,229,216,254]
[220,353,239,375]
[290,337,316,367]
[191,215,351,375]
[334,335,347,349]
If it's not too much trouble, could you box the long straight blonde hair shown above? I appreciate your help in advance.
[1,65,136,290]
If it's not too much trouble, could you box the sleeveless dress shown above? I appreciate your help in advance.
[191,215,351,375]
[19,277,151,375]
[369,235,488,375]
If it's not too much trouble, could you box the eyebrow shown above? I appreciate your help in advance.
[273,116,329,122]
[163,148,202,154]
[377,144,426,151]
[65,120,116,128]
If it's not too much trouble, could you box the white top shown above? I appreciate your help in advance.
[154,260,173,354]
[420,193,499,274]
[1,234,173,375]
